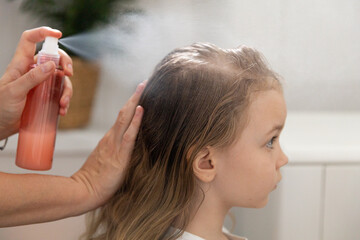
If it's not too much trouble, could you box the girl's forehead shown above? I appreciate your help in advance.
[245,90,287,132]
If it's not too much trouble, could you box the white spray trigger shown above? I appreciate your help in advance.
[40,37,59,56]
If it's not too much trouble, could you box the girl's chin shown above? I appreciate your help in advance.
[246,197,269,209]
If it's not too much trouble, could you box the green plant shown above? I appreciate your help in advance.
[12,0,137,37]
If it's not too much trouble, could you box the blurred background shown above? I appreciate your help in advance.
[1,0,360,240]
[1,0,360,129]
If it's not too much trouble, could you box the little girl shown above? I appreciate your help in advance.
[83,43,288,240]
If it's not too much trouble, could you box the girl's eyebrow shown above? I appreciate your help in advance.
[266,124,284,136]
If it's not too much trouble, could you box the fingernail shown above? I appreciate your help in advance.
[67,64,73,74]
[136,83,145,93]
[41,62,54,73]
[138,105,143,114]
[63,96,70,105]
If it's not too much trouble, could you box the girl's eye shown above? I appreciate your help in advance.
[266,136,277,149]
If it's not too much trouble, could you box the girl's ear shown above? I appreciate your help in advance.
[192,147,217,183]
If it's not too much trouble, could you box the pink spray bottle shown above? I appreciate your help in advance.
[16,37,64,170]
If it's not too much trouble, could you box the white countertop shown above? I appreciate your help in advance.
[2,111,360,165]
[281,111,360,164]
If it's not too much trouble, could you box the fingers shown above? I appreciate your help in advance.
[9,27,62,77]
[9,62,56,98]
[59,76,73,116]
[20,26,61,46]
[34,49,73,76]
[117,106,144,161]
[59,49,73,76]
[113,82,146,142]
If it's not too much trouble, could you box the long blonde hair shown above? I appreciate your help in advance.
[82,43,282,240]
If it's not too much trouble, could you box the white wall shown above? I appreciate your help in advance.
[94,0,360,128]
[0,1,38,74]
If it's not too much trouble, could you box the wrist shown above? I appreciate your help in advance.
[69,174,100,214]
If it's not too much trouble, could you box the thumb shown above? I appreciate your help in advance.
[12,61,56,96]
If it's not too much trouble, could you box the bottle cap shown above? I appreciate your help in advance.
[40,37,59,56]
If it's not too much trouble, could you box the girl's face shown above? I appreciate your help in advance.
[212,89,288,208]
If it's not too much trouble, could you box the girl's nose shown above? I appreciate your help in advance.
[277,149,289,168]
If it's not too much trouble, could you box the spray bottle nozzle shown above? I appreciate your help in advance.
[40,37,59,56]
[37,36,60,66]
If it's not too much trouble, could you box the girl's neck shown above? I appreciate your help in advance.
[183,186,230,240]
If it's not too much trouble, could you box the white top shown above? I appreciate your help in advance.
[40,36,59,55]
[166,227,247,240]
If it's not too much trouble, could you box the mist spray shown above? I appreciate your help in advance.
[16,37,64,170]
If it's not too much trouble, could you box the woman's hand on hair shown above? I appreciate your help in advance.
[71,82,145,210]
